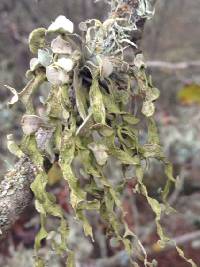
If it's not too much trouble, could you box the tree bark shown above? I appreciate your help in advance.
[0,156,36,239]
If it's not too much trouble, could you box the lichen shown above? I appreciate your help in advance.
[4,0,197,267]
[0,157,36,237]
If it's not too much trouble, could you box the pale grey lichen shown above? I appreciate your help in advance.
[0,156,36,238]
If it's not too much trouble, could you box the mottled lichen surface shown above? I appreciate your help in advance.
[0,156,36,237]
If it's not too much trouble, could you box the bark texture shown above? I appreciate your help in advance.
[0,156,36,239]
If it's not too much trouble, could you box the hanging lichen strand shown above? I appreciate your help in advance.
[6,0,196,266]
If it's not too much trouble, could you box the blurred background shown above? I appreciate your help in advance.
[0,0,200,266]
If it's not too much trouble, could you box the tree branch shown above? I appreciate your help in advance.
[150,230,200,255]
[0,156,36,239]
[147,60,200,70]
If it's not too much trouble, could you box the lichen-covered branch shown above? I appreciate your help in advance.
[0,0,155,239]
[1,1,196,267]
[0,156,36,239]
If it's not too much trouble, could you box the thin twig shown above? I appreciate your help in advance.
[173,230,200,247]
[147,60,200,70]
[150,230,200,255]
[168,173,185,206]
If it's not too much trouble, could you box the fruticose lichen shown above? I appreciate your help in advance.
[5,0,197,266]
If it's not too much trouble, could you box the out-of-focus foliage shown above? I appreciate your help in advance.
[177,84,200,105]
